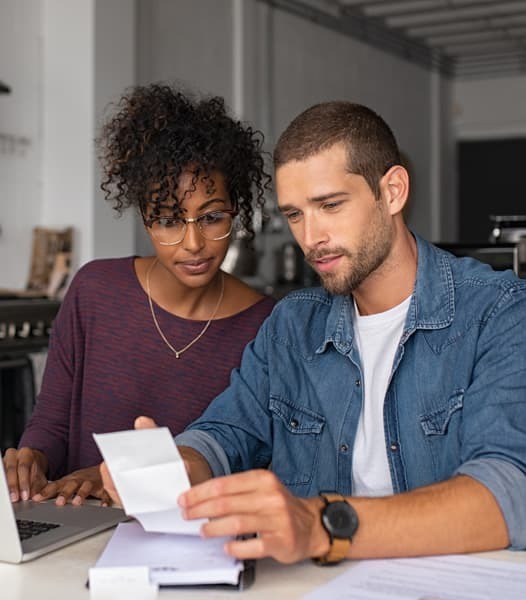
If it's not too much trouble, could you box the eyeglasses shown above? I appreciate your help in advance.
[144,210,238,245]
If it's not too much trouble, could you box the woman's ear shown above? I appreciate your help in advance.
[380,165,410,216]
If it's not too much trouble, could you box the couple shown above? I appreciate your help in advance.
[8,86,526,565]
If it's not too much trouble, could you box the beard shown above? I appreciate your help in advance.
[307,210,393,296]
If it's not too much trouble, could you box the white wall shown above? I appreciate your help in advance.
[0,0,42,288]
[42,0,136,274]
[0,0,135,289]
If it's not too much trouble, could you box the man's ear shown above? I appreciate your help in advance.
[379,165,409,215]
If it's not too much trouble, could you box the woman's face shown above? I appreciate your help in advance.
[145,169,235,290]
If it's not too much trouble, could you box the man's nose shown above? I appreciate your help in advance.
[301,215,328,251]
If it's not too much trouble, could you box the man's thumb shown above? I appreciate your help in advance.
[134,416,158,429]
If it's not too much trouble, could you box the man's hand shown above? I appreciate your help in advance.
[32,465,112,506]
[3,447,48,502]
[178,469,330,564]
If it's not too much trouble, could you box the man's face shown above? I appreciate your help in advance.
[276,144,394,295]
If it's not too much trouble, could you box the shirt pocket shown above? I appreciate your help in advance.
[269,395,325,487]
[419,390,464,436]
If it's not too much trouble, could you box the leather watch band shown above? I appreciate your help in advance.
[314,493,352,565]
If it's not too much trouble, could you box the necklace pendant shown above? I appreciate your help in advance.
[175,352,180,359]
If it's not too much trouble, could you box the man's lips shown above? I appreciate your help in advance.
[310,254,343,273]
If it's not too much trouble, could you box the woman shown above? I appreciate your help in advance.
[4,84,275,506]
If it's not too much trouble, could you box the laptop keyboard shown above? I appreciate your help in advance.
[16,518,61,541]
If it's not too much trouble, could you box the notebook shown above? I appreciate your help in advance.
[0,466,127,563]
[90,521,255,591]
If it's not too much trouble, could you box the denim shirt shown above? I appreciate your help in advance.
[176,234,526,549]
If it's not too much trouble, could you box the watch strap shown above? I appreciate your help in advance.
[314,492,352,565]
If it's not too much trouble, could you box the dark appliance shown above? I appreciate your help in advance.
[437,239,526,279]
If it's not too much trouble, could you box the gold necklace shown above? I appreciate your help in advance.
[145,259,224,359]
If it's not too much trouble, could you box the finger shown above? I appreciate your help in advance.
[29,473,49,499]
[224,536,268,560]
[134,416,157,429]
[180,470,277,509]
[71,480,94,506]
[183,489,274,522]
[100,462,122,506]
[33,481,59,502]
[54,480,84,506]
[3,448,21,501]
[99,489,114,508]
[14,449,37,501]
[201,513,264,540]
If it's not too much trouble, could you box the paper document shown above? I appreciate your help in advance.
[93,427,206,534]
[302,554,526,600]
[92,521,244,587]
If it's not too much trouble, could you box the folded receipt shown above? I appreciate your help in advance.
[94,427,206,534]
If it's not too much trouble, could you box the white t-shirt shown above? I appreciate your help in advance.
[351,295,411,497]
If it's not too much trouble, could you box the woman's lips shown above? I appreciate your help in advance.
[177,259,213,275]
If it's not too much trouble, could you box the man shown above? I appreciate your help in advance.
[103,102,526,565]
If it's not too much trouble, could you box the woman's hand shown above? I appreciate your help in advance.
[3,447,48,502]
[32,464,113,506]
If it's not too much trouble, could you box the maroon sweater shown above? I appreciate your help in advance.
[19,257,275,479]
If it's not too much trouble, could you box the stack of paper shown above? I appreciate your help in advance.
[90,427,251,591]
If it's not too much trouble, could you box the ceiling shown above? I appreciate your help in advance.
[337,0,526,78]
[275,0,526,79]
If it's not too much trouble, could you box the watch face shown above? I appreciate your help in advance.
[322,501,359,539]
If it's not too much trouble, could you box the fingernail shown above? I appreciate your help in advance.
[21,490,29,501]
[56,496,65,506]
[10,492,18,502]
[33,494,42,502]
[72,495,82,505]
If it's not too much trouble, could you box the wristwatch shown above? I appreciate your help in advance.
[313,492,359,565]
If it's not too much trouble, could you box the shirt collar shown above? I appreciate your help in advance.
[316,233,455,354]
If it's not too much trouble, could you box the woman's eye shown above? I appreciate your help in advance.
[158,218,182,228]
[201,212,223,225]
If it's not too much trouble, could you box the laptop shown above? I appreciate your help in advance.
[0,466,127,563]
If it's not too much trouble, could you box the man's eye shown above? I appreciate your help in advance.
[285,211,301,223]
[322,201,342,211]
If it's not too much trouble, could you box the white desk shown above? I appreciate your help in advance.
[1,529,525,600]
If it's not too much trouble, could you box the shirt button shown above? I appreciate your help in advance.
[390,442,399,452]
[340,443,349,453]
[355,379,361,387]
[290,419,299,429]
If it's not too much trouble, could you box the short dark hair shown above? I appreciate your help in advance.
[98,83,270,240]
[273,101,400,199]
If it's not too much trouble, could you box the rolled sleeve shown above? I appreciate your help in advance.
[456,457,526,550]
[174,430,231,478]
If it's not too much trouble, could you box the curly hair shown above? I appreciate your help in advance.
[97,83,270,240]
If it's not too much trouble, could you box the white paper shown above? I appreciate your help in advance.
[89,565,158,599]
[302,554,526,600]
[93,427,206,534]
[92,521,243,586]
